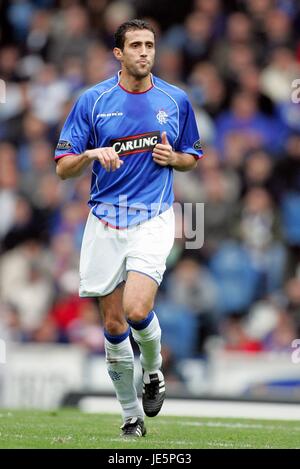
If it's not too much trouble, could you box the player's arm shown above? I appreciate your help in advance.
[56,153,91,179]
[56,148,124,180]
[152,132,197,172]
[170,152,197,171]
[55,90,123,180]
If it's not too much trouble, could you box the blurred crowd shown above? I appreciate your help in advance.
[1,0,300,369]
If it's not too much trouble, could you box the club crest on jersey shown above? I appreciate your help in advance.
[156,109,168,125]
[110,131,160,157]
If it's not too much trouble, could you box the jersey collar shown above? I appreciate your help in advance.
[117,71,154,94]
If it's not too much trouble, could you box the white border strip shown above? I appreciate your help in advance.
[79,397,300,421]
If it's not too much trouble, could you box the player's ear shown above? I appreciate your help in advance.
[113,47,123,61]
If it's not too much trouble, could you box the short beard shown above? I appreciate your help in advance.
[127,64,152,80]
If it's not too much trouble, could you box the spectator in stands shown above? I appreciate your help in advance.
[220,314,263,353]
[0,240,54,338]
[48,5,92,67]
[285,277,300,335]
[164,257,218,353]
[216,90,283,158]
[163,11,213,77]
[262,309,297,352]
[241,150,274,195]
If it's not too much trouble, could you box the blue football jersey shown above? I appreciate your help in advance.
[55,73,203,228]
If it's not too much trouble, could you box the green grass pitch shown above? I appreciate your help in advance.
[0,409,299,449]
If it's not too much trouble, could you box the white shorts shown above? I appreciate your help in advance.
[79,207,175,297]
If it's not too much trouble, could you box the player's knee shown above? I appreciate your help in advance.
[104,319,128,336]
[124,300,153,322]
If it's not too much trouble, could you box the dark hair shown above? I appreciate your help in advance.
[114,19,155,50]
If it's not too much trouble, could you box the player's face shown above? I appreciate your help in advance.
[116,29,155,79]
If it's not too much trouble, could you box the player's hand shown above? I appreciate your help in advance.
[84,147,124,172]
[152,132,176,167]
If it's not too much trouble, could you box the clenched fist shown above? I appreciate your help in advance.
[152,132,176,167]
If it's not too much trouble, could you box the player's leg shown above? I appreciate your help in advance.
[123,272,162,370]
[124,207,175,417]
[99,283,145,437]
[123,272,165,417]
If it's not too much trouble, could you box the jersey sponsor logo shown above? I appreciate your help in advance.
[193,139,202,151]
[110,131,160,156]
[56,140,72,151]
[156,109,168,125]
[97,111,123,118]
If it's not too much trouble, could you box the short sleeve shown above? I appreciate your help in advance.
[54,92,94,161]
[175,94,203,160]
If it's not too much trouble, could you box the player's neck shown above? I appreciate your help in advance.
[119,71,152,93]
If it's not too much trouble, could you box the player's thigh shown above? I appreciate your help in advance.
[98,282,127,334]
[126,207,175,287]
[80,212,127,297]
[123,271,158,321]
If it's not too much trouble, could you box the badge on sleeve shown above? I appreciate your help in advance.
[56,140,73,151]
[193,139,202,151]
